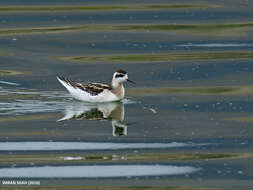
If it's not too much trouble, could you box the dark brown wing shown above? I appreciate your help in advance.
[58,76,112,96]
[81,82,112,96]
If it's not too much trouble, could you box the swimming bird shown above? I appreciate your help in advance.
[57,69,135,102]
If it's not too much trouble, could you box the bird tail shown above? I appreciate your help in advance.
[56,76,77,94]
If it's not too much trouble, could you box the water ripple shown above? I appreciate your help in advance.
[0,86,136,116]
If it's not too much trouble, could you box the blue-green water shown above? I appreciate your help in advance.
[1,0,253,189]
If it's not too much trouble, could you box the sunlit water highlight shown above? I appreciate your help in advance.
[0,165,200,178]
[0,80,20,86]
[0,142,208,151]
[0,99,67,115]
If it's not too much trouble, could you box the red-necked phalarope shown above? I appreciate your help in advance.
[57,69,135,102]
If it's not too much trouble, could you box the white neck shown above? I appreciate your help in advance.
[111,80,121,88]
[111,80,125,99]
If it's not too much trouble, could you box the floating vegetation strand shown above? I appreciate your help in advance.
[117,23,253,32]
[0,4,217,12]
[126,87,238,96]
[0,153,242,165]
[0,22,253,36]
[58,51,253,63]
[0,69,27,76]
[127,86,253,96]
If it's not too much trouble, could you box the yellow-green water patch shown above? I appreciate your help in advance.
[0,25,115,35]
[117,23,253,32]
[225,117,253,123]
[0,52,9,56]
[0,69,27,76]
[58,51,253,63]
[0,94,37,100]
[0,4,218,12]
[0,153,244,165]
[0,26,87,35]
[1,22,253,36]
[127,87,238,96]
[116,23,253,36]
[127,86,253,96]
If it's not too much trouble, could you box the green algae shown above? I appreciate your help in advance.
[0,153,242,165]
[58,51,253,63]
[0,5,129,12]
[126,85,253,96]
[0,52,9,56]
[117,23,253,32]
[0,69,28,76]
[148,4,214,9]
[127,87,237,96]
[0,4,217,12]
[0,26,85,35]
[225,117,253,123]
[174,153,236,160]
[1,22,253,36]
[0,94,37,100]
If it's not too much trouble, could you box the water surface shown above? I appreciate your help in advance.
[1,0,253,189]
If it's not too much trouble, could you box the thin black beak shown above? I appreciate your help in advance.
[127,79,136,84]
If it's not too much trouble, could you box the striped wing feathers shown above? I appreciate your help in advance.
[58,76,111,96]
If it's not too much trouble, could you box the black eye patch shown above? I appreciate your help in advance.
[115,74,125,78]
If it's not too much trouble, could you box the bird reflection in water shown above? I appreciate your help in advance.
[58,101,127,136]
